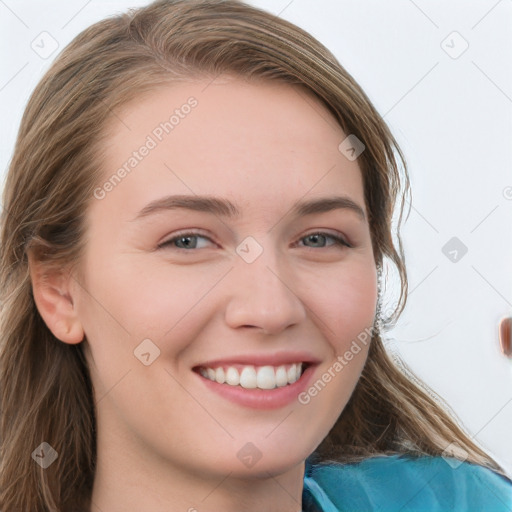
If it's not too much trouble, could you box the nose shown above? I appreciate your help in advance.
[499,316,511,358]
[224,249,307,335]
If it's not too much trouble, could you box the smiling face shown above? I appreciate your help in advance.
[72,76,377,481]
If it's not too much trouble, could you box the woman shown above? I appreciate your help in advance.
[1,1,510,511]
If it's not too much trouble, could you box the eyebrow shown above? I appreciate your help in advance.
[132,194,366,222]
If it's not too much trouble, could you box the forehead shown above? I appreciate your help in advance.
[94,77,366,220]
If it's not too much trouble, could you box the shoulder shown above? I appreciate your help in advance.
[304,453,512,512]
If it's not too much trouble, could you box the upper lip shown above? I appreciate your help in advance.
[194,351,322,369]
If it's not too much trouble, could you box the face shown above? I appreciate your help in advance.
[73,76,377,479]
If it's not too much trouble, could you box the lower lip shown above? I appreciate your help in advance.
[195,365,317,410]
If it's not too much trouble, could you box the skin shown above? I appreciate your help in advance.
[29,76,378,512]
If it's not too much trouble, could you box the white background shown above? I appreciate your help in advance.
[1,0,511,475]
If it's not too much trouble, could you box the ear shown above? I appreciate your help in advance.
[27,252,84,345]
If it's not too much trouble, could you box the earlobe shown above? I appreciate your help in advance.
[27,253,84,345]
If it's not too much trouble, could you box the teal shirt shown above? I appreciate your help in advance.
[302,454,512,511]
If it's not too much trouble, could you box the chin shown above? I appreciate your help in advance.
[224,456,306,480]
[208,438,314,480]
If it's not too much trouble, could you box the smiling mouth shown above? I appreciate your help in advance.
[194,363,309,390]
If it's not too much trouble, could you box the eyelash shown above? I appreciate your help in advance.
[158,230,352,251]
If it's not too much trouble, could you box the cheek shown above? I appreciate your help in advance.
[77,254,227,355]
[298,269,377,353]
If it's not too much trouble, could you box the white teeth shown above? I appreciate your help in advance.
[275,366,288,387]
[215,367,225,384]
[239,366,257,389]
[256,365,276,390]
[225,366,240,386]
[199,363,305,389]
[287,364,297,383]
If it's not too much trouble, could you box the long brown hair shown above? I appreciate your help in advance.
[0,1,506,510]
